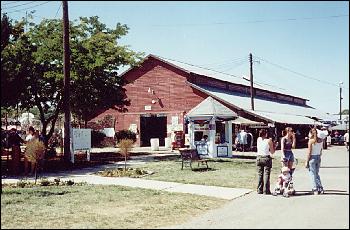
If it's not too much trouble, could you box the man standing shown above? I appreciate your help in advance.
[239,129,248,152]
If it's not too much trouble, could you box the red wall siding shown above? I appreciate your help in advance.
[90,56,208,146]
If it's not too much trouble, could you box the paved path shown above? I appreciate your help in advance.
[162,145,349,229]
[3,145,348,228]
[2,151,252,200]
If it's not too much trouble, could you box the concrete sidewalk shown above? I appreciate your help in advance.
[2,151,252,200]
[2,172,252,200]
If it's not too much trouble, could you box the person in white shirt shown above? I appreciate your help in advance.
[256,129,277,195]
[344,132,349,151]
[24,126,37,176]
[238,129,248,152]
[25,126,36,142]
[305,128,324,195]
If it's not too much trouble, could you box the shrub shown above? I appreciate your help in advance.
[25,139,46,183]
[40,178,50,186]
[117,139,134,171]
[91,130,106,147]
[17,179,28,188]
[115,130,136,143]
[65,180,74,186]
[100,137,116,147]
[54,178,60,186]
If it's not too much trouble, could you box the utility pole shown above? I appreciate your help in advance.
[249,53,255,111]
[339,82,343,121]
[62,1,71,163]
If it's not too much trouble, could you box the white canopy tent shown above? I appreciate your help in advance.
[186,96,237,158]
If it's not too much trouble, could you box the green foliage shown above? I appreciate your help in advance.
[1,13,144,148]
[115,130,137,143]
[65,180,75,186]
[39,178,50,186]
[16,179,28,188]
[96,168,152,178]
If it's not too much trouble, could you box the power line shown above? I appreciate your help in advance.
[151,14,349,27]
[1,1,52,14]
[54,2,62,18]
[158,55,287,92]
[255,56,349,90]
[158,55,243,80]
[2,1,39,10]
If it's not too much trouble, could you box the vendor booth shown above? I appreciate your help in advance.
[186,97,238,158]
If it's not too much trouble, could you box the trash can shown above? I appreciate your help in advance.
[150,138,159,151]
[165,137,171,149]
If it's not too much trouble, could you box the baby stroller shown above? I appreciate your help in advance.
[272,158,298,197]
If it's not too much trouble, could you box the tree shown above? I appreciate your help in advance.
[1,14,143,145]
[341,109,349,115]
[117,139,134,171]
[69,16,143,127]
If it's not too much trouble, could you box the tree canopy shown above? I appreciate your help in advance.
[1,13,144,143]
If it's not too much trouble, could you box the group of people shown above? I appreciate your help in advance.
[4,126,47,175]
[234,129,253,152]
[256,126,326,196]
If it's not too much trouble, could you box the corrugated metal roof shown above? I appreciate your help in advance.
[156,55,306,99]
[189,83,326,125]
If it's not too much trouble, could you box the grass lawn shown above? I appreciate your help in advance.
[1,184,226,229]
[133,156,304,190]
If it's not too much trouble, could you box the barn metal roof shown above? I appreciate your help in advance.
[189,83,326,125]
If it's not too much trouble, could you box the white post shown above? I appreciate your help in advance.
[226,120,232,157]
[208,117,216,157]
[189,121,195,149]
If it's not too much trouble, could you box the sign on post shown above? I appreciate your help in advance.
[71,128,92,163]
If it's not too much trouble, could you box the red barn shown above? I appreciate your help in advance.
[90,54,328,147]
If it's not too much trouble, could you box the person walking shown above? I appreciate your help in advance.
[256,129,277,195]
[281,127,296,173]
[305,128,324,195]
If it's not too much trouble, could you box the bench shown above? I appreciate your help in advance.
[179,148,209,170]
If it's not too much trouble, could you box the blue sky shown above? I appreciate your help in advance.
[2,1,349,116]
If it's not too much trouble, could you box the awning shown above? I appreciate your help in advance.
[231,116,264,125]
[329,123,349,131]
[189,83,324,125]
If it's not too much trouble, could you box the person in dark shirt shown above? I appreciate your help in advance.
[8,128,25,175]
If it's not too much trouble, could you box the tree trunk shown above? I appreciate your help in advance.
[124,154,127,171]
[34,162,38,184]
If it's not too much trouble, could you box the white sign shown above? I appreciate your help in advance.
[145,105,152,111]
[217,145,228,157]
[103,128,115,137]
[72,128,91,151]
[71,128,92,164]
[194,124,209,131]
[129,124,138,133]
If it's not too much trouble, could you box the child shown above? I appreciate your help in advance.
[277,166,292,190]
[273,166,295,197]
